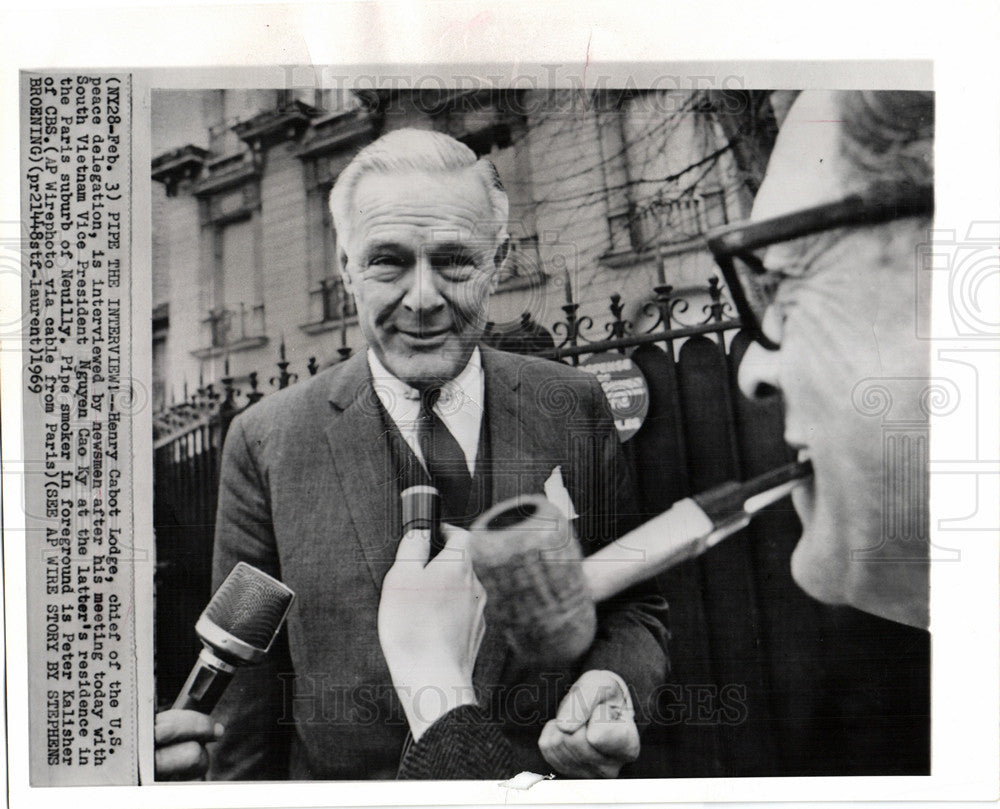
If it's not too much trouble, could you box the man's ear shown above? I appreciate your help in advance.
[490,235,510,292]
[493,235,510,269]
[338,248,354,293]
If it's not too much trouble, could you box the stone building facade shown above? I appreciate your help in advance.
[151,88,756,411]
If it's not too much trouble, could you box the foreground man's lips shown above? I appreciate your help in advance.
[789,451,815,526]
[785,440,810,461]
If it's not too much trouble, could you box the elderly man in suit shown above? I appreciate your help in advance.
[155,128,669,780]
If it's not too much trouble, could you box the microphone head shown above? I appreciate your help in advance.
[196,562,295,665]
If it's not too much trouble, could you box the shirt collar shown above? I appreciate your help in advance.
[366,348,484,474]
[441,347,483,412]
[366,347,483,409]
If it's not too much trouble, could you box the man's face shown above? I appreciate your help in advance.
[340,168,506,388]
[736,92,929,627]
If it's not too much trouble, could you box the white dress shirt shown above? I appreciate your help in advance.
[367,348,485,475]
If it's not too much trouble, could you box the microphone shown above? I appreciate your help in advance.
[172,562,295,713]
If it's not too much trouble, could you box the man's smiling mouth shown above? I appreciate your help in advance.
[396,326,451,339]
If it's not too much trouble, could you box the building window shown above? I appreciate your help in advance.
[301,167,358,334]
[449,99,544,293]
[296,97,380,335]
[217,216,257,316]
[152,303,169,411]
[495,235,545,292]
[309,204,357,325]
[630,185,729,251]
[605,92,731,257]
[193,180,268,358]
[312,181,354,320]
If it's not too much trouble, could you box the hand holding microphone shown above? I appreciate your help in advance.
[154,710,224,780]
[154,562,295,780]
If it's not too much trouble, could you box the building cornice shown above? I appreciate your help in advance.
[232,98,320,151]
[296,108,381,160]
[151,144,209,196]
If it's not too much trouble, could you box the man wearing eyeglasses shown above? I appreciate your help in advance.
[708,89,933,630]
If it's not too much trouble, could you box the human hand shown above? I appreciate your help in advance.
[378,524,487,740]
[154,709,223,780]
[538,669,640,778]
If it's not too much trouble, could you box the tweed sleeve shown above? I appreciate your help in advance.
[397,705,519,780]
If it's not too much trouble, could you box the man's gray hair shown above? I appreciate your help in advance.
[764,91,934,275]
[837,90,934,193]
[329,128,509,257]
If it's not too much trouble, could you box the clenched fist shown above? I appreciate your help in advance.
[538,669,639,778]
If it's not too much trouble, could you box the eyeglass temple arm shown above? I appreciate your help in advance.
[709,188,934,256]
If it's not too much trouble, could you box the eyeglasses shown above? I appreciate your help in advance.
[706,186,934,350]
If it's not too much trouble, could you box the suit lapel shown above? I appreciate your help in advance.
[481,348,553,506]
[324,353,400,591]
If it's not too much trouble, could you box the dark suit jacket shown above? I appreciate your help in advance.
[207,347,669,780]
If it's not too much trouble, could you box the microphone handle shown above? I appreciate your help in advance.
[172,646,238,713]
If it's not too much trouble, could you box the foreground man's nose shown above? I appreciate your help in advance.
[738,341,783,400]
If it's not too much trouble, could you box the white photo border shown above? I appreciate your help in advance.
[2,2,998,808]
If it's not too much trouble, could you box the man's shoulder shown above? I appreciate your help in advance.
[229,354,364,436]
[480,346,594,382]
[482,346,599,391]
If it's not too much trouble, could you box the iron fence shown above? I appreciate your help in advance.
[153,275,929,778]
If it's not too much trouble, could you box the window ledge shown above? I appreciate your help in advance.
[299,315,358,335]
[191,335,269,359]
[494,272,548,294]
[601,236,708,269]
